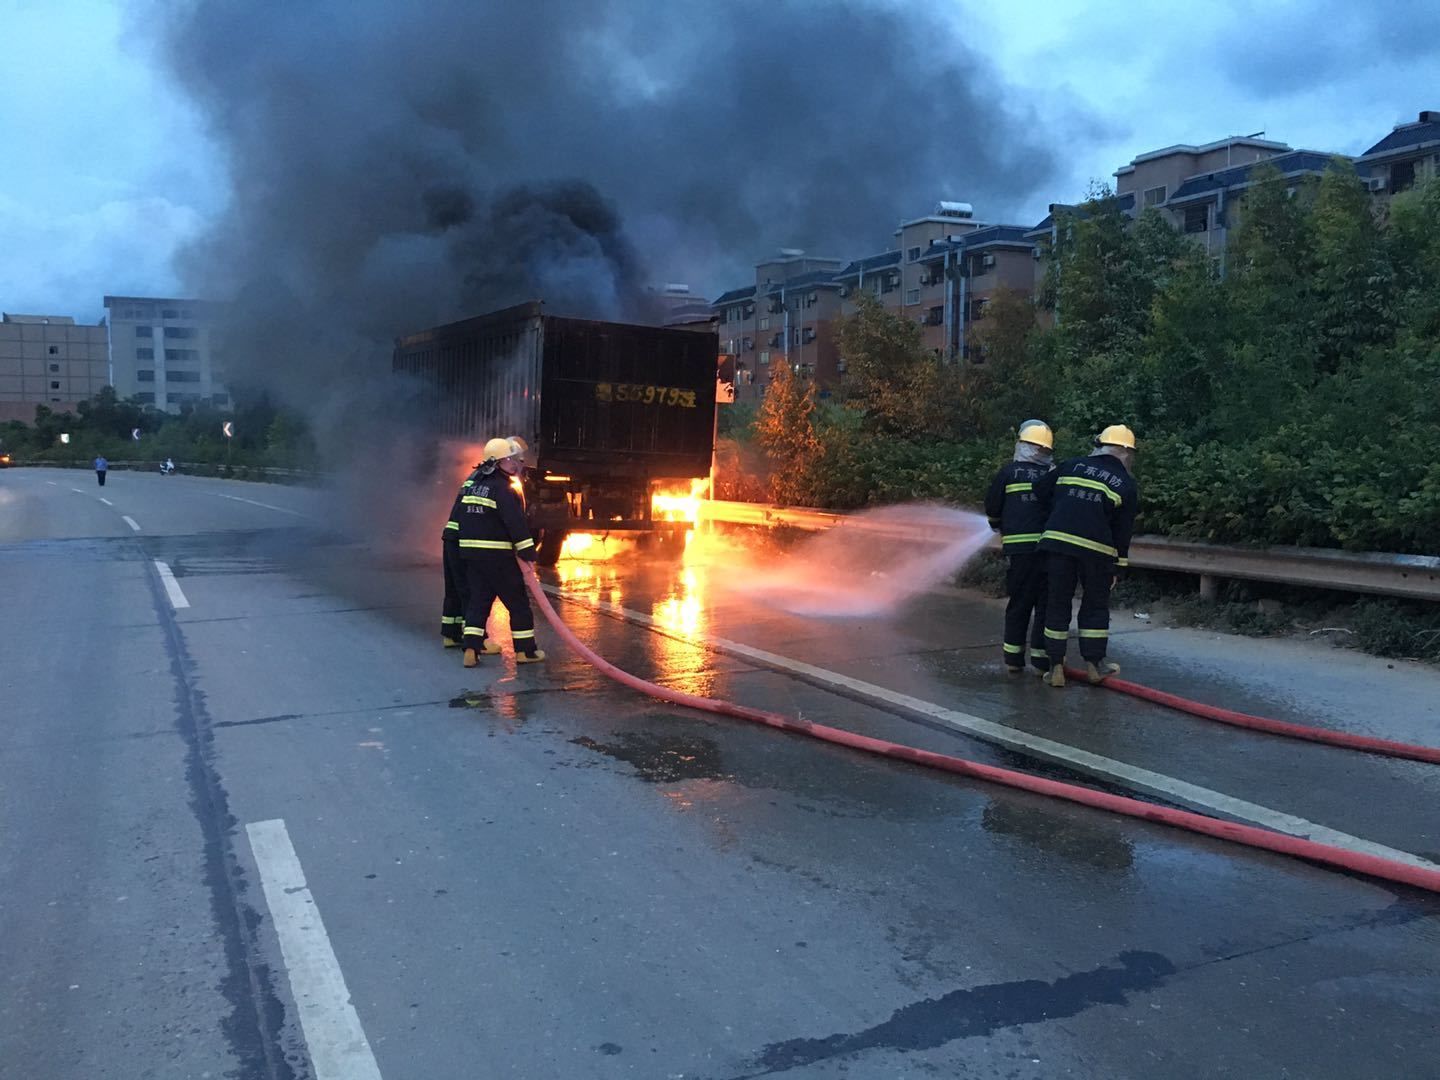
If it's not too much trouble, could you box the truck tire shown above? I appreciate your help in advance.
[536,529,568,567]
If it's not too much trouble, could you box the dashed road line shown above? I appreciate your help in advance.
[70,487,84,493]
[154,560,190,609]
[211,492,308,517]
[45,480,58,486]
[98,497,113,506]
[246,819,384,1080]
[546,585,1439,873]
[122,516,141,532]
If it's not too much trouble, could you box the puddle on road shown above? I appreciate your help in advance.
[571,730,727,783]
[981,800,1135,873]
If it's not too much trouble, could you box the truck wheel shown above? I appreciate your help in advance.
[536,529,568,567]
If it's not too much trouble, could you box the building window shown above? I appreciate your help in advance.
[137,370,155,382]
[49,363,60,373]
[907,246,921,262]
[969,298,989,321]
[1391,160,1416,193]
[1184,204,1210,233]
[759,351,771,365]
[165,349,200,363]
[742,337,754,352]
[169,370,202,383]
[48,345,59,355]
[136,326,153,338]
[1143,185,1167,208]
[161,308,180,319]
[135,392,155,404]
[926,306,944,326]
[759,316,770,331]
[50,381,61,390]
[164,326,197,339]
[137,348,154,360]
[742,303,754,319]
[801,327,816,345]
[905,288,920,305]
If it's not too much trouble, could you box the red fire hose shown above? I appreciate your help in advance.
[521,565,1440,895]
[1063,666,1440,766]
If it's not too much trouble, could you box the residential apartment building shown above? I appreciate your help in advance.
[914,226,1039,360]
[0,312,109,423]
[712,251,843,402]
[1359,110,1440,200]
[104,296,230,413]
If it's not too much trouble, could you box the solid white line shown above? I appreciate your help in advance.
[546,585,1440,873]
[98,497,113,506]
[123,516,141,532]
[211,492,308,517]
[246,819,384,1080]
[154,560,189,609]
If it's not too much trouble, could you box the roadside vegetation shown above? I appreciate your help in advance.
[748,165,1440,559]
[0,387,317,477]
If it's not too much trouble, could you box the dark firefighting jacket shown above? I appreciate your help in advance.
[1034,452,1140,566]
[448,465,537,561]
[442,467,482,543]
[984,460,1054,552]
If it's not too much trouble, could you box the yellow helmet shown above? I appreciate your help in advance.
[1017,419,1053,450]
[507,435,528,456]
[483,437,517,462]
[1096,424,1137,450]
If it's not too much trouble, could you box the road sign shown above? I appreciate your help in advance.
[132,428,141,441]
[222,421,234,438]
[59,433,70,445]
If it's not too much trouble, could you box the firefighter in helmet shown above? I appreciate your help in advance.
[984,419,1056,677]
[449,437,545,666]
[1033,424,1139,687]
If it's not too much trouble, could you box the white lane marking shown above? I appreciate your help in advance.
[246,820,384,1080]
[547,585,1440,873]
[46,481,58,486]
[98,497,113,506]
[123,516,141,532]
[70,487,84,493]
[154,560,189,609]
[211,492,308,517]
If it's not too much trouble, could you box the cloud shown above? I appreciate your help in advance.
[0,193,205,319]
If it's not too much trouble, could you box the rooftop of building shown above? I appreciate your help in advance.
[917,224,1036,263]
[1361,111,1440,158]
[834,250,902,280]
[762,269,844,294]
[711,285,757,306]
[1167,149,1349,202]
[1114,135,1293,176]
[1027,191,1137,235]
[2,313,78,325]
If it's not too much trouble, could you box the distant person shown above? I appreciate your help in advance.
[1034,425,1139,688]
[452,438,544,666]
[94,455,108,487]
[160,457,175,475]
[984,419,1055,677]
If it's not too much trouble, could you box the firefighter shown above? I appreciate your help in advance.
[1034,424,1139,688]
[454,437,545,666]
[439,456,483,648]
[984,419,1055,677]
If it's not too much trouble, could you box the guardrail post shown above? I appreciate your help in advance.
[1198,573,1218,603]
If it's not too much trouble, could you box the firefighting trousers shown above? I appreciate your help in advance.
[441,541,467,643]
[1043,551,1113,664]
[1003,551,1050,671]
[461,552,538,654]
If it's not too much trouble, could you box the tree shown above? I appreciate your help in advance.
[1311,161,1394,368]
[753,360,822,505]
[836,293,954,438]
[961,286,1051,438]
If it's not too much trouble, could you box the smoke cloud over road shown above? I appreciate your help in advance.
[155,0,1069,421]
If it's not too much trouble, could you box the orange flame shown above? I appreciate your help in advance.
[651,477,710,524]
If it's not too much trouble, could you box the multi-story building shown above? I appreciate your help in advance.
[0,313,109,423]
[914,226,1039,360]
[103,296,229,413]
[1358,110,1440,200]
[712,251,843,401]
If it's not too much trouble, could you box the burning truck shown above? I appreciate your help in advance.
[394,302,717,565]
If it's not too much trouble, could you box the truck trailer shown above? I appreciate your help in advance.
[394,302,718,564]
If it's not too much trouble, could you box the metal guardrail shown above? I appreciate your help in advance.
[7,459,325,482]
[700,499,1440,603]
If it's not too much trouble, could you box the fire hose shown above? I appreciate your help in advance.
[520,564,1440,895]
[1063,666,1440,766]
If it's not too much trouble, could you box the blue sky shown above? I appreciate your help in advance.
[1,0,1436,322]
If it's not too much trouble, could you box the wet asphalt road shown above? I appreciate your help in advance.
[3,466,1440,1080]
